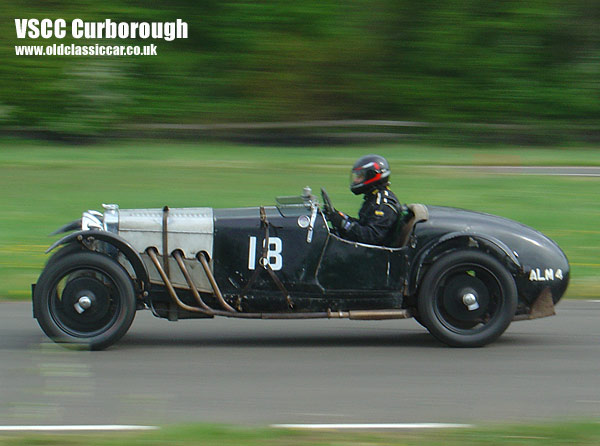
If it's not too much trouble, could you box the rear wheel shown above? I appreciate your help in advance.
[34,251,136,350]
[417,250,517,347]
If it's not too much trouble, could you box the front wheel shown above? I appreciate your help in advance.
[33,251,136,350]
[417,250,517,347]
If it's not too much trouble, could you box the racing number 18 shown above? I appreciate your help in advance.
[248,236,283,271]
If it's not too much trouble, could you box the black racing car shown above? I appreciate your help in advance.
[32,187,569,349]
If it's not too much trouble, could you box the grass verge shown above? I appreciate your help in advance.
[1,421,600,445]
[1,140,598,300]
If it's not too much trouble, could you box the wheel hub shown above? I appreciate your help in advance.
[74,295,93,314]
[442,274,490,322]
[462,292,479,311]
[60,276,113,325]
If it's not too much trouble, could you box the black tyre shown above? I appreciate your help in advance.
[33,251,136,350]
[417,250,517,347]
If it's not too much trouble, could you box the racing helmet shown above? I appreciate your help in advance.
[350,154,391,195]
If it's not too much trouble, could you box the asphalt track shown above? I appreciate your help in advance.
[1,300,600,428]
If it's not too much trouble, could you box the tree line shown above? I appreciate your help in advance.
[1,1,598,139]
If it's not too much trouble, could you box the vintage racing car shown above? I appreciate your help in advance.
[32,187,569,349]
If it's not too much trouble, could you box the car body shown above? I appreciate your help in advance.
[32,188,569,349]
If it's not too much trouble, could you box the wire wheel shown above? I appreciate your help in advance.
[34,251,136,350]
[418,250,517,347]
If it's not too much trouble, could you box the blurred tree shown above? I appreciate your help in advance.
[1,0,598,137]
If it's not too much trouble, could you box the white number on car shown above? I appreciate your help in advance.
[529,268,563,282]
[248,236,283,271]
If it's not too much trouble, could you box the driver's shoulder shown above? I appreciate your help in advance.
[373,188,400,213]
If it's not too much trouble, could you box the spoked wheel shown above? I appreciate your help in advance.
[33,251,136,350]
[418,250,517,347]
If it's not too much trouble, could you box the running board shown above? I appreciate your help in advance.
[220,309,413,320]
[345,309,413,320]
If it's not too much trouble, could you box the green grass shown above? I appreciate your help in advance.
[1,140,599,300]
[2,421,600,446]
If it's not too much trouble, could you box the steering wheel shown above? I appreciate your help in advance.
[320,187,339,235]
[320,187,334,214]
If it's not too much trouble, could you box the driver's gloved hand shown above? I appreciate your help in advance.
[329,209,350,232]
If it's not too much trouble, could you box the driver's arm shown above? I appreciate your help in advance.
[326,208,351,230]
[340,203,398,246]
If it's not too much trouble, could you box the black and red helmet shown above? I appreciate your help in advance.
[350,154,391,195]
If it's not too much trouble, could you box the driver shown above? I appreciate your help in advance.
[325,154,407,247]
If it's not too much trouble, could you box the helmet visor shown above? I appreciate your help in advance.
[351,169,366,186]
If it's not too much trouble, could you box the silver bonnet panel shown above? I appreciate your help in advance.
[117,207,214,259]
